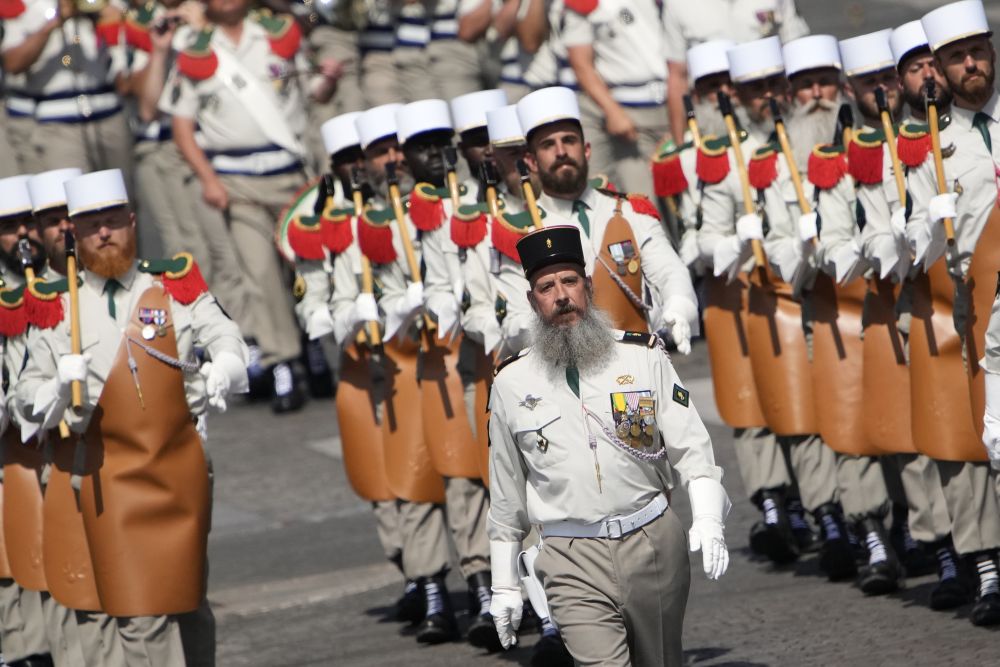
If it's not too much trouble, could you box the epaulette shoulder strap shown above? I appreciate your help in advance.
[139,252,209,305]
[493,349,526,377]
[807,143,848,190]
[177,29,218,81]
[254,11,302,59]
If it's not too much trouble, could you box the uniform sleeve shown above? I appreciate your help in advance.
[905,157,946,270]
[814,177,860,276]
[190,291,249,364]
[984,294,1000,373]
[495,257,533,354]
[422,224,462,329]
[652,350,722,486]
[660,4,686,63]
[486,383,532,542]
[293,259,333,329]
[4,334,31,429]
[457,249,499,346]
[0,11,37,52]
[777,0,810,41]
[158,67,198,118]
[857,150,901,261]
[559,7,594,48]
[630,212,698,329]
[15,325,70,428]
[331,245,362,346]
[761,174,813,285]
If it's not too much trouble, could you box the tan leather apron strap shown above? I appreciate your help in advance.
[593,199,647,331]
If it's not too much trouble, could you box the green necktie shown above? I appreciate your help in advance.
[565,365,580,398]
[973,112,993,154]
[104,279,121,318]
[573,200,590,238]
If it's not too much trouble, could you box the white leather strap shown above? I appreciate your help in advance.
[542,493,668,539]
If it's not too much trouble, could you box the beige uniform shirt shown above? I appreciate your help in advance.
[17,263,247,432]
[487,330,723,542]
[1,266,27,428]
[294,179,349,331]
[662,0,809,63]
[813,157,869,284]
[496,186,697,352]
[908,91,1000,277]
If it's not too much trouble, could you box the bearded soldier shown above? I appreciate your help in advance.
[487,224,729,666]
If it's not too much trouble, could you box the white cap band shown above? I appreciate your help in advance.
[487,105,526,147]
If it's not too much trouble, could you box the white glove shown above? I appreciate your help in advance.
[906,221,947,268]
[660,297,696,355]
[798,212,818,243]
[713,236,750,283]
[831,240,867,285]
[889,207,907,237]
[870,235,902,282]
[983,371,1000,470]
[432,298,461,341]
[489,540,523,650]
[200,351,248,413]
[736,213,764,243]
[679,230,701,269]
[58,354,89,387]
[401,281,424,316]
[306,306,336,341]
[928,192,958,223]
[687,477,731,580]
[352,292,379,325]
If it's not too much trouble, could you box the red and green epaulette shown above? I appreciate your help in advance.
[601,189,661,221]
[491,208,542,262]
[138,253,209,305]
[0,285,27,337]
[254,12,302,60]
[0,0,26,19]
[897,122,932,168]
[589,174,616,192]
[807,144,848,190]
[95,14,124,47]
[651,141,693,198]
[24,277,76,330]
[177,29,218,81]
[695,135,733,185]
[748,142,781,191]
[409,183,448,232]
[451,202,489,249]
[357,205,398,265]
[847,128,885,185]
[124,2,157,52]
[287,198,355,260]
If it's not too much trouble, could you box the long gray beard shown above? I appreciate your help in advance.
[692,98,730,141]
[530,303,617,377]
[786,98,841,167]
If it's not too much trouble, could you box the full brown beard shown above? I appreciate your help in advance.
[79,234,136,279]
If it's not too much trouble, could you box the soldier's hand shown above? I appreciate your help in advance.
[605,106,638,142]
[57,353,90,387]
[489,588,523,649]
[201,175,229,210]
[177,1,206,30]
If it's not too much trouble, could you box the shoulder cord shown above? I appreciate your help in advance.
[127,336,201,373]
[595,253,650,312]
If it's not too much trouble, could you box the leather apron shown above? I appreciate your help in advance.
[3,431,47,590]
[421,334,481,479]
[336,343,393,501]
[909,260,982,461]
[704,275,766,428]
[44,435,101,611]
[382,334,445,503]
[964,204,1000,446]
[747,271,817,436]
[473,346,494,485]
[809,274,880,455]
[861,278,916,454]
[79,285,209,616]
[591,201,647,332]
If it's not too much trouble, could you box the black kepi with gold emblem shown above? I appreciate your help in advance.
[516,225,585,280]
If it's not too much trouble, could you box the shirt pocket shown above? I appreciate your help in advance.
[511,403,567,468]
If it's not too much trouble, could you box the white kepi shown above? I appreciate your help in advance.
[0,175,33,219]
[355,103,404,151]
[321,112,362,156]
[516,86,580,138]
[450,89,508,134]
[890,20,929,67]
[396,99,454,145]
[783,35,842,78]
[840,29,895,78]
[687,39,735,82]
[726,36,785,84]
[65,169,129,218]
[487,105,525,147]
[28,168,83,213]
[921,0,990,53]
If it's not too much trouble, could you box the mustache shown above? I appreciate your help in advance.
[801,97,840,112]
[555,302,578,316]
[552,156,581,170]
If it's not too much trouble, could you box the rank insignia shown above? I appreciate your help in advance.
[672,384,690,407]
[616,374,634,385]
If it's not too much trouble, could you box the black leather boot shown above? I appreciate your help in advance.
[926,538,968,611]
[970,551,1000,627]
[856,516,903,595]
[814,503,857,581]
[748,488,799,564]
[415,574,458,644]
[466,571,502,651]
[531,617,573,667]
[787,497,820,554]
[394,579,424,624]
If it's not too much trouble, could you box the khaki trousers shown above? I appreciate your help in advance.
[212,172,306,366]
[578,94,667,197]
[0,579,48,661]
[312,27,365,115]
[373,499,404,564]
[426,40,483,99]
[444,477,490,579]
[4,114,39,172]
[393,46,431,104]
[732,427,790,501]
[535,509,690,667]
[75,610,125,665]
[0,110,20,177]
[937,460,1000,556]
[835,455,891,523]
[361,51,399,107]
[780,434,839,513]
[29,112,135,196]
[397,500,452,579]
[887,454,952,543]
[116,615,185,667]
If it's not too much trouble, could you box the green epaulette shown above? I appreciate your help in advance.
[620,330,660,348]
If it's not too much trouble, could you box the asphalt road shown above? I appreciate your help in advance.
[207,2,1000,664]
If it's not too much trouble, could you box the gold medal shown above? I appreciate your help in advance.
[630,422,641,437]
[627,258,640,274]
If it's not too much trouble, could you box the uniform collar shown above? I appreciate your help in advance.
[83,262,138,294]
[211,17,266,52]
[951,90,1000,129]
[538,185,598,216]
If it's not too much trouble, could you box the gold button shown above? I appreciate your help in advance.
[61,55,72,67]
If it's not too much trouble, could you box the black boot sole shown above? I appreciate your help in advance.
[820,540,858,581]
[929,580,969,611]
[970,596,1000,626]
[750,524,799,564]
[467,616,503,652]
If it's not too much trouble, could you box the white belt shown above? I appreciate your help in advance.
[35,92,120,121]
[359,29,395,51]
[396,22,430,47]
[210,147,301,176]
[611,80,667,106]
[5,96,35,116]
[542,493,668,540]
[500,62,523,80]
[431,17,458,38]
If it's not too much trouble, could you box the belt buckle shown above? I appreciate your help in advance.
[77,94,92,119]
[605,518,623,540]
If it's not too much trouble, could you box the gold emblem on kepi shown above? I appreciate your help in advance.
[616,374,634,385]
[546,238,552,248]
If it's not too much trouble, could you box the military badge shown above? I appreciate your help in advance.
[519,394,542,410]
[611,390,654,447]
[138,307,168,339]
[608,240,638,276]
[672,384,690,407]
